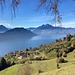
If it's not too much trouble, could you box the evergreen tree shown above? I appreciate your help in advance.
[0,57,7,70]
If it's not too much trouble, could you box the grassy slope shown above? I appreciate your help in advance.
[40,51,75,75]
[0,51,75,75]
[0,64,23,75]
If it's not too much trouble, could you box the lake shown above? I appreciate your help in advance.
[0,33,66,56]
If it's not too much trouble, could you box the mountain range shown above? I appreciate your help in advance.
[0,24,75,56]
[27,24,75,35]
[0,27,36,41]
[0,24,75,37]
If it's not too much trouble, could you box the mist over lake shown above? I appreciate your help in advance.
[0,33,66,56]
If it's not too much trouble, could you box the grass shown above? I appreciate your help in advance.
[39,51,75,75]
[0,51,75,75]
[48,64,75,75]
[0,64,23,75]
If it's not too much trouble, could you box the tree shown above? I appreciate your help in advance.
[0,0,75,21]
[0,0,20,17]
[38,0,75,26]
[0,57,8,70]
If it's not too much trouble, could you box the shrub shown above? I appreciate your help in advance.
[56,49,59,52]
[33,56,41,60]
[36,57,41,60]
[67,47,74,53]
[66,34,71,41]
[59,51,62,57]
[38,69,44,73]
[15,59,26,64]
[41,55,48,60]
[56,52,60,58]
[62,52,67,57]
[23,64,32,75]
[59,57,68,63]
[71,43,75,48]
[64,49,69,53]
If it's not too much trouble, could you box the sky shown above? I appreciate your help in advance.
[0,0,75,28]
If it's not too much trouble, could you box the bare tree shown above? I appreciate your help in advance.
[0,0,20,17]
[38,0,61,26]
[0,0,75,25]
[38,0,75,26]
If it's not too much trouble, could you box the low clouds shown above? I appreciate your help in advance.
[62,21,75,28]
[0,23,14,28]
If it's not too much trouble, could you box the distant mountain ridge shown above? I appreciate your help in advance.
[27,24,54,31]
[27,24,75,35]
[5,27,33,34]
[0,25,8,33]
[0,27,36,41]
[36,24,54,29]
[1,24,75,35]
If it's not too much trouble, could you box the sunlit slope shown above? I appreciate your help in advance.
[40,51,75,75]
[0,64,23,75]
[0,51,75,75]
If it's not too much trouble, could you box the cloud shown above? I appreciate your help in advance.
[0,23,14,28]
[62,21,75,28]
[28,16,51,22]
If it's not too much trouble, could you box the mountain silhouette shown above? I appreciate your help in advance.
[36,24,54,30]
[0,28,36,41]
[0,25,8,33]
[27,24,75,35]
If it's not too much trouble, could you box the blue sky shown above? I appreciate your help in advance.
[0,0,75,28]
